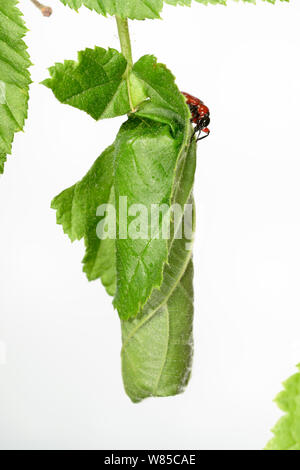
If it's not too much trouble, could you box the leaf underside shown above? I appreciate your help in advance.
[0,0,31,174]
[266,365,300,450]
[59,0,289,21]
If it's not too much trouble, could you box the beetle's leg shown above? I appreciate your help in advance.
[197,134,209,141]
[196,129,210,142]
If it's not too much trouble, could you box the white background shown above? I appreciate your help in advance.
[0,0,299,450]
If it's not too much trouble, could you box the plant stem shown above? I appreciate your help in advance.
[115,16,135,112]
[116,16,133,67]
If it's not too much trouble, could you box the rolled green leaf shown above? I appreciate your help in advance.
[49,50,196,401]
[121,140,196,403]
[113,55,191,320]
[113,117,185,320]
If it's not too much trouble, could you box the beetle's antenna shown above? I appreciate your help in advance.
[30,0,52,17]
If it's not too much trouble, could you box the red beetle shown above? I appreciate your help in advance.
[182,92,210,141]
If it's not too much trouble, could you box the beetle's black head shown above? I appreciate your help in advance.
[196,114,210,132]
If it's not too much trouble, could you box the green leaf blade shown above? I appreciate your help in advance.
[132,55,190,132]
[43,47,130,121]
[59,0,163,20]
[83,187,117,296]
[59,0,289,22]
[0,0,31,174]
[266,365,300,450]
[51,144,117,296]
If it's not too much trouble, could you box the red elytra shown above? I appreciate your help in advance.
[182,92,210,141]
